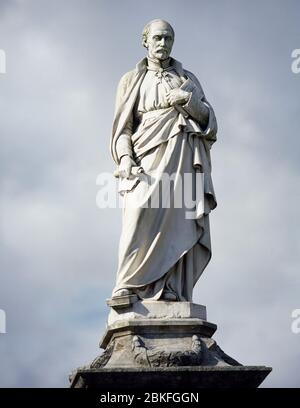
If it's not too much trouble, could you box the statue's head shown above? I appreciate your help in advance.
[142,19,174,61]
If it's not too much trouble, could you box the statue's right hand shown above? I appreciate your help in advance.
[118,155,137,179]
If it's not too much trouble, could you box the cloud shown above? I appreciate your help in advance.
[0,0,299,387]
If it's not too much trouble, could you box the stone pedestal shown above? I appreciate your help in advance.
[70,366,271,390]
[70,300,271,389]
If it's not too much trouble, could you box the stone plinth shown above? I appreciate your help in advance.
[107,300,207,326]
[70,300,272,389]
[70,366,272,389]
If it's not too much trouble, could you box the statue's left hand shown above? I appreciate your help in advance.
[166,88,190,106]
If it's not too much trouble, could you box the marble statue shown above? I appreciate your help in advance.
[110,19,217,302]
[69,20,272,389]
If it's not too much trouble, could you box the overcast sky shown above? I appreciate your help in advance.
[0,0,299,387]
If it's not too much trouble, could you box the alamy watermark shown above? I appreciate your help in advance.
[96,171,205,220]
[291,309,300,334]
[0,49,6,74]
[291,49,300,74]
[0,309,6,334]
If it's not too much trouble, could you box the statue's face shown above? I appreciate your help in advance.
[145,22,174,61]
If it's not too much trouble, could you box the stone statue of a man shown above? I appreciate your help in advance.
[110,19,217,301]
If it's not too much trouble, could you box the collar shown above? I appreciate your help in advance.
[147,56,171,71]
[135,56,185,78]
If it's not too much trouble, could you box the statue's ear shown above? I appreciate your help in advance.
[142,35,148,49]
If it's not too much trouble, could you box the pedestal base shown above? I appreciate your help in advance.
[70,366,272,389]
[70,301,272,389]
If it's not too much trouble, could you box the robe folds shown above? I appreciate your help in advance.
[110,57,218,301]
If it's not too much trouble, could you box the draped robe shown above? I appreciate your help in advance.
[110,57,217,301]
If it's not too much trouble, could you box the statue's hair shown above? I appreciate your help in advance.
[142,19,174,48]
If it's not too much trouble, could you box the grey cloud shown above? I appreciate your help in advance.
[0,0,299,387]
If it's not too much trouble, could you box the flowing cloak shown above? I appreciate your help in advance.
[110,57,218,301]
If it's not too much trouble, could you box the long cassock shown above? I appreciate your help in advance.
[110,57,218,301]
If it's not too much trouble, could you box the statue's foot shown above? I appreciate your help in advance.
[112,288,133,298]
[161,291,177,301]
